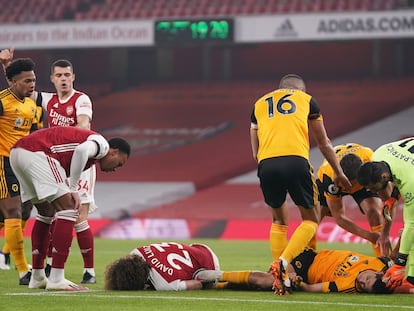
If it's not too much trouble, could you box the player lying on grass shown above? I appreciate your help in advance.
[196,247,414,294]
[104,242,220,291]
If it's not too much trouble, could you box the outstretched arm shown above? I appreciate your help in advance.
[310,119,351,191]
[298,282,324,292]
[328,199,379,244]
[0,47,14,72]
[0,47,14,86]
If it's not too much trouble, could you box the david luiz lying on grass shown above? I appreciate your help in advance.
[195,247,414,295]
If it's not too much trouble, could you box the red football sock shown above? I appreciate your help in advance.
[47,221,56,259]
[75,221,94,269]
[31,216,53,269]
[51,210,77,269]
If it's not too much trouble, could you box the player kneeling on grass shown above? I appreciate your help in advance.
[196,247,414,295]
[104,242,220,291]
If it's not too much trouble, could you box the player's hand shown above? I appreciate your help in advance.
[392,279,414,294]
[70,191,81,215]
[383,197,397,222]
[0,47,14,68]
[383,264,405,290]
[376,234,392,257]
[333,172,352,192]
[292,276,303,291]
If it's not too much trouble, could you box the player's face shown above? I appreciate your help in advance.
[11,71,36,99]
[99,150,128,172]
[50,66,75,94]
[355,270,378,293]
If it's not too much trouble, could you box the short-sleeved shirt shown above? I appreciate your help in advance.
[12,126,108,176]
[372,137,414,209]
[317,143,373,202]
[0,88,38,157]
[251,88,322,162]
[292,249,390,293]
[39,90,92,127]
[132,242,220,291]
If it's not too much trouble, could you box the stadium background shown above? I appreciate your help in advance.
[0,0,413,242]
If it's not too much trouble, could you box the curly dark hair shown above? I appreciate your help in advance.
[104,255,151,290]
[5,58,35,81]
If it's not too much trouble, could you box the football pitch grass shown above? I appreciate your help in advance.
[0,238,412,311]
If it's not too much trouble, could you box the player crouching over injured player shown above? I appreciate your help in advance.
[195,248,414,295]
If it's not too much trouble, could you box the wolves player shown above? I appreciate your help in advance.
[104,242,220,290]
[316,143,387,256]
[0,48,98,284]
[196,248,414,294]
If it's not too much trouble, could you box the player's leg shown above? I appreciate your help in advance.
[10,148,87,291]
[0,213,11,270]
[1,201,35,270]
[257,158,289,260]
[46,193,88,291]
[75,203,96,283]
[0,155,31,285]
[400,205,414,285]
[75,167,96,284]
[269,203,289,260]
[270,158,319,295]
[29,201,54,289]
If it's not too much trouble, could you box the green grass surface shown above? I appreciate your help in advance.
[0,238,412,311]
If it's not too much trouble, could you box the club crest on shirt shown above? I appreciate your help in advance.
[66,106,74,115]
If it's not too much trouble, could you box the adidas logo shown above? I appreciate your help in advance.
[274,19,298,37]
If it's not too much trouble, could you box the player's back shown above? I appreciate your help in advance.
[253,88,314,162]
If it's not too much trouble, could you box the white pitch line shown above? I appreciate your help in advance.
[4,292,414,309]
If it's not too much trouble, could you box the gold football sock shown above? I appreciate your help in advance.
[269,223,288,260]
[214,282,228,289]
[370,224,383,257]
[221,271,251,284]
[4,219,28,273]
[307,234,317,251]
[281,220,318,263]
[3,219,27,254]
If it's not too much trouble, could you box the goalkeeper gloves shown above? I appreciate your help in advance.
[383,197,398,221]
[383,264,406,290]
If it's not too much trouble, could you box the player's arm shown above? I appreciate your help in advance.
[69,140,100,191]
[310,119,351,191]
[298,282,324,292]
[250,109,259,162]
[0,47,13,74]
[75,94,93,129]
[76,114,91,130]
[250,128,258,162]
[308,98,351,190]
[182,279,203,290]
[328,199,379,243]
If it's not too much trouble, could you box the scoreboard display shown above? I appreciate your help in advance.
[155,18,234,44]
